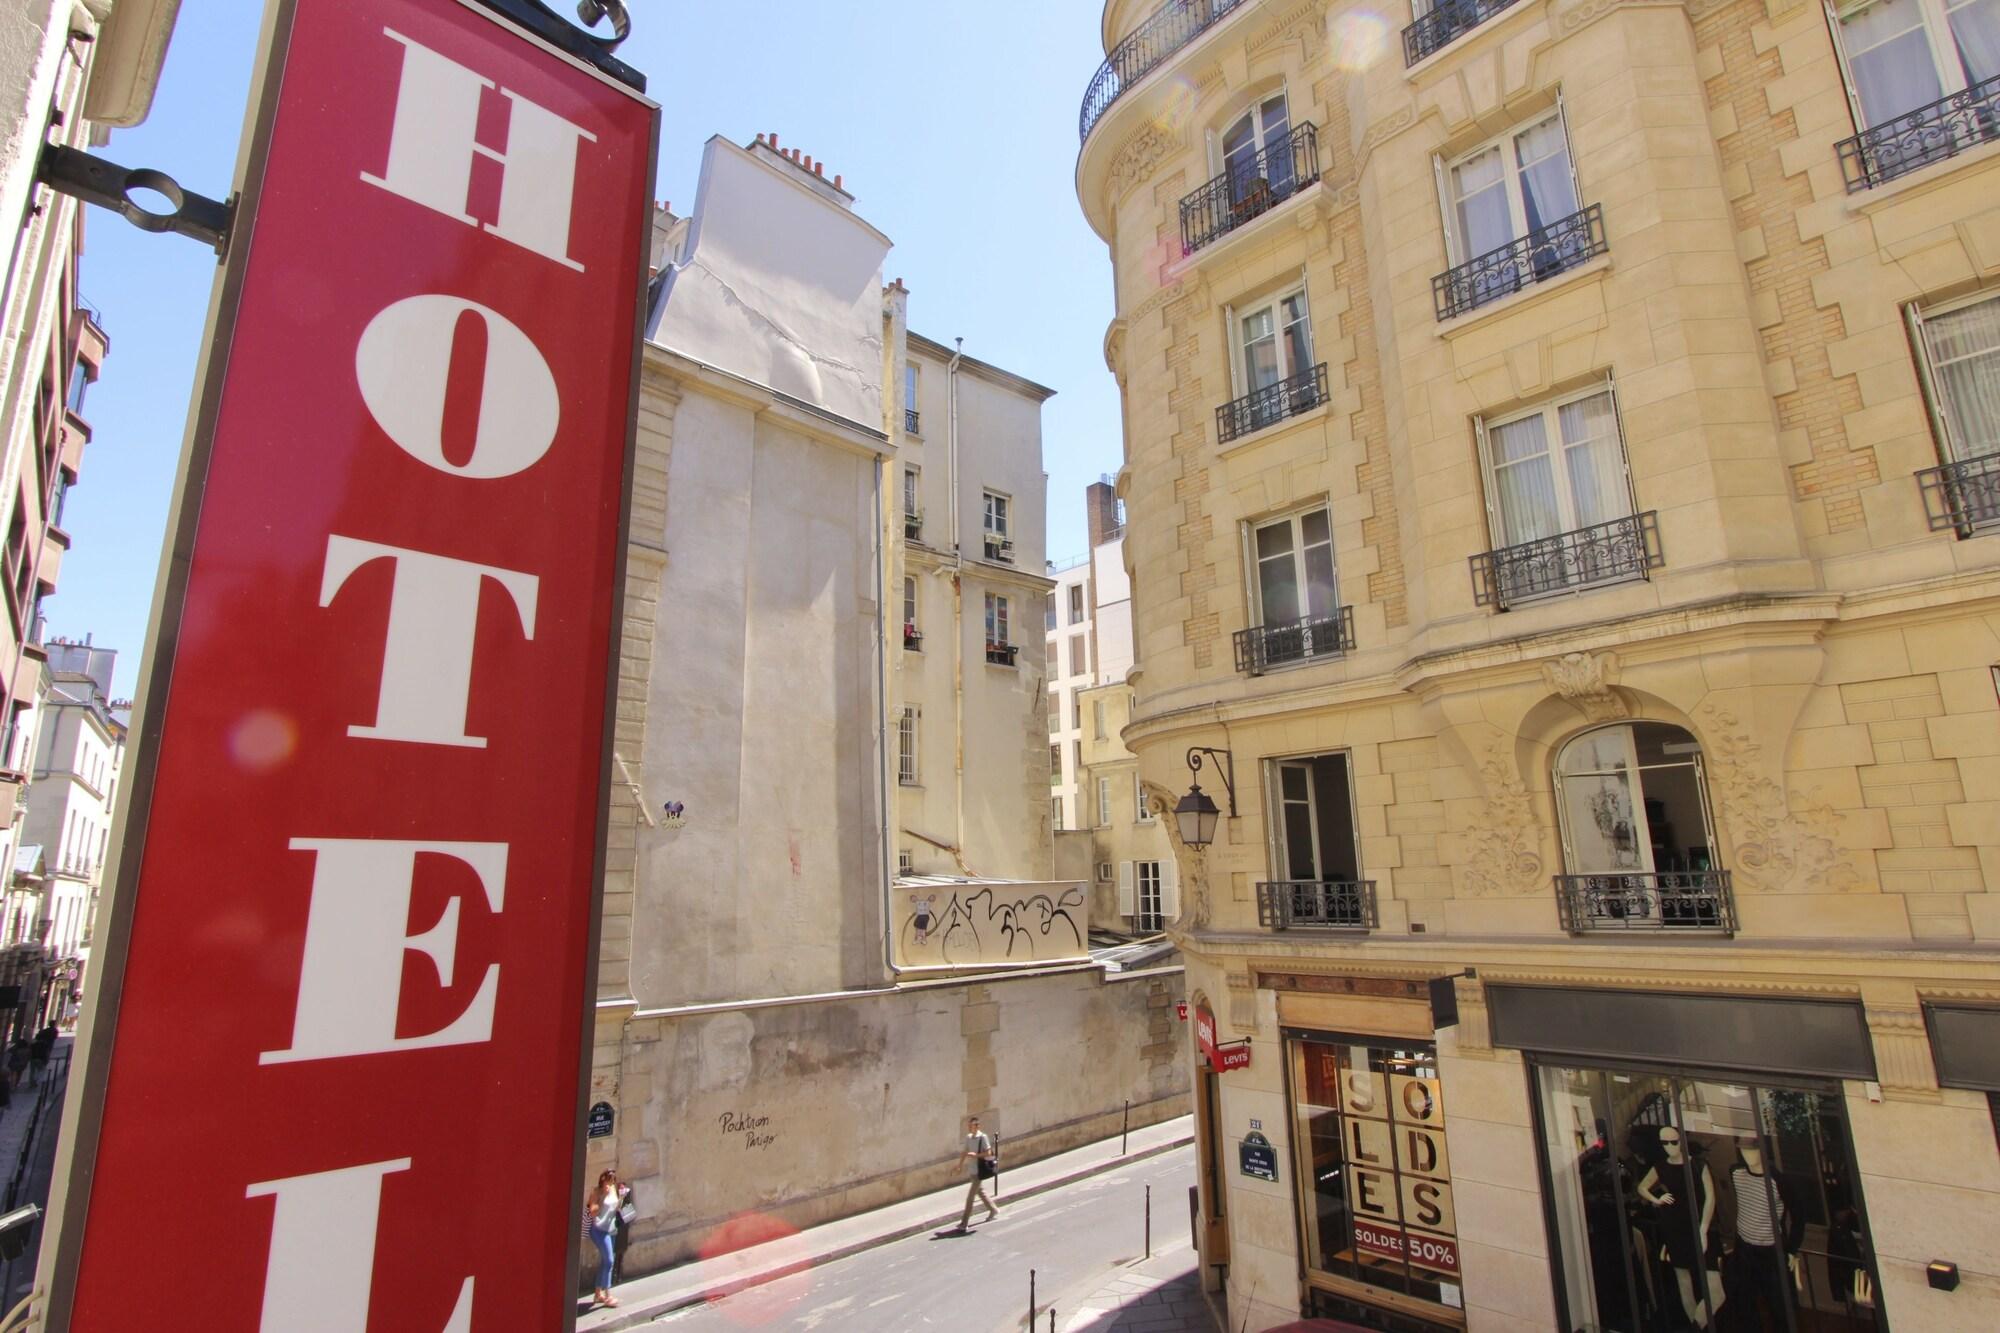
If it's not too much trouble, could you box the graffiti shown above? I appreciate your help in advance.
[718,1110,776,1151]
[895,885,1086,967]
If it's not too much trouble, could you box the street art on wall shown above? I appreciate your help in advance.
[893,880,1089,968]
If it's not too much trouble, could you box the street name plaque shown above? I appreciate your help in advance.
[47,1,656,1328]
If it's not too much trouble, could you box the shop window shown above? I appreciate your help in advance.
[1534,1061,1883,1332]
[1259,754,1372,929]
[1288,1037,1463,1318]
[1553,722,1734,932]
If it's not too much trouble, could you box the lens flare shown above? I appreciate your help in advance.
[228,709,298,772]
[1330,11,1391,71]
[698,1211,810,1326]
[1151,74,1199,136]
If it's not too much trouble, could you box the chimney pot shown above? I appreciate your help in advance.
[814,161,824,176]
[834,174,843,189]
[770,133,779,148]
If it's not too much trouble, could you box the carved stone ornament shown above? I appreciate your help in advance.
[1461,741,1544,897]
[1865,1006,1939,1096]
[1697,703,1857,894]
[1108,122,1186,198]
[1542,650,1627,722]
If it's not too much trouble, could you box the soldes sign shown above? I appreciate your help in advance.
[49,1,655,1329]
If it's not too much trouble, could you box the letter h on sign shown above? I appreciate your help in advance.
[48,4,657,1331]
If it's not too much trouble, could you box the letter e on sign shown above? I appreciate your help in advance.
[48,2,658,1330]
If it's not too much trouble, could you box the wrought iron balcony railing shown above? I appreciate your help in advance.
[1433,204,1607,321]
[905,408,920,435]
[903,624,922,651]
[1470,510,1662,609]
[1555,871,1736,933]
[904,511,923,542]
[1403,0,1525,66]
[1216,363,1328,445]
[1918,452,2000,535]
[1080,0,1248,143]
[1837,75,2000,192]
[1233,606,1355,675]
[984,534,1015,563]
[985,641,1018,666]
[1180,123,1321,254]
[1257,879,1378,930]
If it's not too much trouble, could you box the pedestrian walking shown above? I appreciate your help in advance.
[585,1169,630,1309]
[6,1041,27,1089]
[957,1115,1000,1231]
[30,1024,54,1080]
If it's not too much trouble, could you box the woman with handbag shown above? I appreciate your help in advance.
[586,1170,631,1308]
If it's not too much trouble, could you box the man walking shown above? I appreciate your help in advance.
[957,1115,1000,1231]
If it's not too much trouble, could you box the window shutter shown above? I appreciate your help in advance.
[1161,857,1181,922]
[1600,378,1638,514]
[1824,0,1868,132]
[1474,416,1503,545]
[1223,303,1241,399]
[1117,862,1136,916]
[1433,154,1458,266]
[1905,302,1957,461]
[1555,89,1582,205]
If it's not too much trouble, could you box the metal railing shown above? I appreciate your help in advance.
[1257,880,1378,930]
[1918,452,2000,535]
[1215,363,1328,445]
[985,642,1018,666]
[1179,123,1321,254]
[1233,606,1355,675]
[1403,0,1525,65]
[1470,510,1662,609]
[1555,871,1736,933]
[903,625,922,651]
[905,408,920,435]
[1838,75,2000,191]
[984,534,1015,563]
[1080,0,1248,143]
[1433,204,1606,321]
[904,511,922,542]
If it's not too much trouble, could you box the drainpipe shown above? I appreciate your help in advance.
[874,449,899,979]
[948,337,967,866]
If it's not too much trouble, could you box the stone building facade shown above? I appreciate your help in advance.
[1077,0,2000,1328]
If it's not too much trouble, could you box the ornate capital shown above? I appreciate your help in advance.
[1866,1006,1940,1098]
[1542,650,1627,722]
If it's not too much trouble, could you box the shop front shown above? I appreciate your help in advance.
[1274,976,1466,1332]
[1492,985,1888,1333]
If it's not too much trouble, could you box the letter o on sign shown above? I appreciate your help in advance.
[355,295,559,478]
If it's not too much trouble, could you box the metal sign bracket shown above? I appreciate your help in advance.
[33,144,233,256]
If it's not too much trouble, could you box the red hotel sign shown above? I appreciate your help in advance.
[53,1,655,1328]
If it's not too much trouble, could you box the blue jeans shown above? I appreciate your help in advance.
[590,1223,616,1290]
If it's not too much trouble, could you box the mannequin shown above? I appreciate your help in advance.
[1728,1141,1800,1328]
[1636,1126,1725,1327]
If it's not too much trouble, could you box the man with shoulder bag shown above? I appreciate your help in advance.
[957,1116,1000,1231]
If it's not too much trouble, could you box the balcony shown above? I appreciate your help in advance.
[1555,871,1736,934]
[903,624,922,652]
[1233,607,1355,676]
[905,408,920,435]
[1256,880,1378,930]
[1434,204,1606,321]
[1179,123,1321,255]
[985,641,1018,667]
[983,534,1015,563]
[1080,0,1248,143]
[1403,0,1525,66]
[1837,75,2000,192]
[1918,452,2000,535]
[904,510,923,542]
[1470,510,1662,609]
[1215,363,1328,446]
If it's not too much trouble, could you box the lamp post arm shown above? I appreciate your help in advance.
[1184,746,1237,817]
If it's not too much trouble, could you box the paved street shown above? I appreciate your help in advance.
[640,1145,1211,1333]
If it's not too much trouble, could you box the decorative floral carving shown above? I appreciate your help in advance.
[1461,749,1544,896]
[1354,107,1415,177]
[1109,122,1185,197]
[1542,650,1628,722]
[1697,704,1857,893]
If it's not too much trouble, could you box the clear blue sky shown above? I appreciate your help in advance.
[61,1,1124,697]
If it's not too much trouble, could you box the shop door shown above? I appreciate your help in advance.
[1533,1061,1884,1332]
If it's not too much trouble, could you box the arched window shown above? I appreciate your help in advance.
[1553,723,1730,930]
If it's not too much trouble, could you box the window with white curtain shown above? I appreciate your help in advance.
[1220,92,1295,198]
[1444,110,1581,265]
[1251,505,1338,628]
[1478,385,1633,548]
[1911,290,2000,461]
[1236,285,1314,398]
[1832,0,2000,129]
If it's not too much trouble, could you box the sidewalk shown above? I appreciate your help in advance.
[1051,1246,1219,1333]
[578,1114,1195,1331]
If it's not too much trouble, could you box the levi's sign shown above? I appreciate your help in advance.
[53,1,655,1328]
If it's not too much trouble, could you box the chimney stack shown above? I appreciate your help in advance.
[1085,479,1121,550]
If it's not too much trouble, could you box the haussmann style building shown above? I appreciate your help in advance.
[1075,0,2000,1328]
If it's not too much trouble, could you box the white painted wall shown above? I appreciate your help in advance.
[1093,534,1134,685]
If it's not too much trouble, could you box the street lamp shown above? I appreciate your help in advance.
[1175,746,1237,848]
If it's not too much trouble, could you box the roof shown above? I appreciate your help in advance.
[893,873,1082,890]
[13,846,43,877]
[906,332,1057,402]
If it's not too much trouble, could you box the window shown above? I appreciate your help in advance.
[903,467,922,540]
[1221,92,1296,198]
[1047,691,1061,730]
[1833,0,1999,133]
[1251,506,1338,630]
[66,365,92,416]
[1443,110,1580,268]
[1134,861,1164,932]
[1479,385,1632,548]
[1260,753,1370,928]
[1135,773,1155,823]
[1046,640,1060,675]
[1050,743,1063,782]
[1236,285,1314,402]
[985,593,1010,647]
[1911,291,2000,462]
[1118,859,1176,929]
[898,849,913,876]
[1070,634,1088,678]
[1046,592,1058,631]
[983,491,1012,560]
[1073,740,1083,774]
[1553,723,1730,930]
[897,707,919,785]
[1097,775,1113,827]
[1072,697,1081,730]
[904,362,919,410]
[1068,583,1086,624]
[1097,861,1114,882]
[1052,798,1064,831]
[903,576,919,649]
[1093,700,1108,739]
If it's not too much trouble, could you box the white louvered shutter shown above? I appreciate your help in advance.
[1117,862,1136,917]
[1161,857,1181,922]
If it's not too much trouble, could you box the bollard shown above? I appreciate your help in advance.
[1049,1309,1056,1332]
[1029,1268,1035,1328]
[1121,1098,1130,1155]
[1145,1184,1152,1258]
